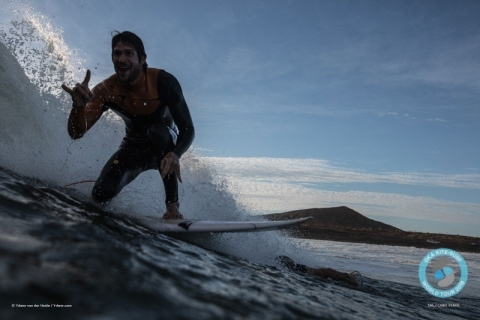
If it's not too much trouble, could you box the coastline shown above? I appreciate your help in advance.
[285,226,480,254]
[265,207,480,254]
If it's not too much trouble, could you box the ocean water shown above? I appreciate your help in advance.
[1,6,479,320]
[1,168,479,320]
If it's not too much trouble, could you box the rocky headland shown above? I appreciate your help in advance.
[265,206,480,254]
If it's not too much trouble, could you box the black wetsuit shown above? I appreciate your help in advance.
[276,256,308,273]
[90,69,194,205]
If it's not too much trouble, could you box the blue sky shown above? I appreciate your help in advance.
[2,0,480,236]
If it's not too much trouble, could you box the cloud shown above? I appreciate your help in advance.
[426,118,448,123]
[199,156,480,227]
[221,178,480,226]
[203,157,480,189]
[192,146,215,153]
[401,38,480,90]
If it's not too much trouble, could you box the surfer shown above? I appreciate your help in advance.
[62,31,194,220]
[275,256,362,287]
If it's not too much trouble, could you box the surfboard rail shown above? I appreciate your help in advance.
[130,216,312,233]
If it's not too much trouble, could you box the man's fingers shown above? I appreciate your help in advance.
[160,153,181,181]
[62,73,93,102]
[75,85,92,100]
[160,159,182,182]
[160,158,166,173]
[61,84,74,94]
[82,70,91,86]
[160,158,171,179]
[176,168,182,183]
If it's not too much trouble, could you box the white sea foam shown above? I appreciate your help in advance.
[294,239,480,297]
[0,6,309,267]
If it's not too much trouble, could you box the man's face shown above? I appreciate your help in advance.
[112,41,146,85]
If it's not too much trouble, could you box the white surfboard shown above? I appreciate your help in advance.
[130,216,312,233]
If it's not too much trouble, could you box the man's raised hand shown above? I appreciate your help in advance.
[62,70,94,107]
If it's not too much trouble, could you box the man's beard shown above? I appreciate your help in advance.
[116,63,141,84]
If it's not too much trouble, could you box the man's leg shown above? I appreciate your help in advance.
[275,256,361,286]
[307,268,361,286]
[148,123,183,219]
[276,256,309,273]
[92,141,147,205]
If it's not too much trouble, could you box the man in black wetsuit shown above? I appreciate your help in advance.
[62,31,195,219]
[276,256,362,287]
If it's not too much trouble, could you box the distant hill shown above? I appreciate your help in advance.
[265,206,401,231]
[264,206,480,253]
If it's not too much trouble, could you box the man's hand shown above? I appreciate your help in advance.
[62,70,94,107]
[160,152,182,182]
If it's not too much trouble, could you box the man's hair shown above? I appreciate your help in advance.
[111,31,148,71]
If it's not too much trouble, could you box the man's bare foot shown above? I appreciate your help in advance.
[346,271,362,287]
[162,202,184,220]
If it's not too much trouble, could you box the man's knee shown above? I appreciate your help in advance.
[148,123,175,158]
[148,123,171,145]
[91,183,116,205]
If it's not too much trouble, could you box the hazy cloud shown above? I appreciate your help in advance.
[201,156,480,228]
[204,157,480,189]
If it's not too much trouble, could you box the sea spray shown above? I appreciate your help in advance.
[0,4,311,268]
[0,2,84,98]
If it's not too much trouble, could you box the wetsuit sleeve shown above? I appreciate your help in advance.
[275,256,308,273]
[158,71,195,158]
[67,84,106,139]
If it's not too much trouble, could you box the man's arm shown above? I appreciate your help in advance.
[167,80,195,158]
[158,72,195,181]
[62,70,104,139]
[67,104,104,139]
